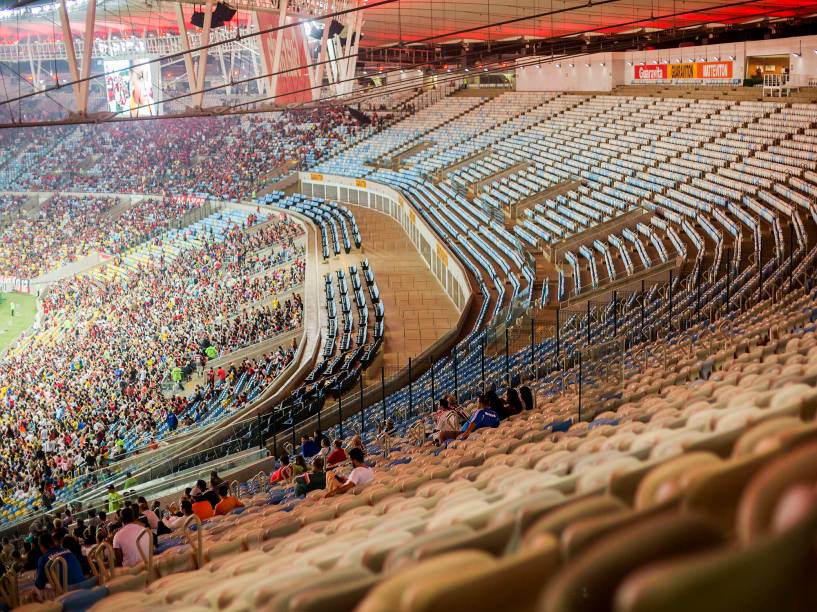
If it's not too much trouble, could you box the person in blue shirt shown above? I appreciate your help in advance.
[167,411,179,432]
[34,531,85,592]
[458,394,501,440]
[300,435,321,458]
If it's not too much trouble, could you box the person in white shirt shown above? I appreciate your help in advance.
[325,448,373,497]
[112,507,149,568]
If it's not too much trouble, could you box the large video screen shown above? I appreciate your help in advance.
[104,60,156,116]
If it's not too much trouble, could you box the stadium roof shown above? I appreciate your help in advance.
[0,0,814,46]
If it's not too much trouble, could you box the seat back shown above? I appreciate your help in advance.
[538,514,724,612]
[615,509,817,612]
[45,555,68,596]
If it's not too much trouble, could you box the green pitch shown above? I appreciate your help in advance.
[0,292,38,353]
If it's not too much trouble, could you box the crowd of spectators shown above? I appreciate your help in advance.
[0,469,248,601]
[0,195,26,220]
[0,195,205,279]
[1,107,362,200]
[0,213,305,511]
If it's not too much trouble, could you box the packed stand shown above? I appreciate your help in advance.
[0,195,206,280]
[0,209,305,526]
[0,108,363,200]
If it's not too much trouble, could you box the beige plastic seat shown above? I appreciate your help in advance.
[356,550,496,612]
[396,534,560,612]
[537,514,725,612]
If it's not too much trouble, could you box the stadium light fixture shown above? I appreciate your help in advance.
[555,63,561,68]
[728,55,735,60]
[712,56,719,61]
[626,61,633,66]
[585,63,591,68]
[600,62,605,67]
[568,63,574,68]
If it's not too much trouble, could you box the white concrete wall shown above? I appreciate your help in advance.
[516,52,623,92]
[514,34,817,91]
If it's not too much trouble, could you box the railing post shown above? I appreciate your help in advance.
[359,375,364,434]
[505,328,510,386]
[272,409,278,459]
[789,221,794,292]
[290,409,296,450]
[641,279,645,341]
[586,300,591,346]
[530,317,535,376]
[578,351,583,422]
[758,254,763,304]
[257,413,262,450]
[380,367,386,423]
[480,338,485,393]
[696,269,701,321]
[408,357,413,418]
[316,399,321,432]
[430,355,436,404]
[726,248,732,314]
[453,347,459,401]
[338,393,344,440]
[556,309,561,366]
[613,290,618,337]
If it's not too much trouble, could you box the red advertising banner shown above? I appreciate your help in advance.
[634,60,734,81]
[634,64,667,80]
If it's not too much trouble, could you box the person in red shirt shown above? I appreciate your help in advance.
[191,495,214,521]
[216,367,226,384]
[326,439,348,467]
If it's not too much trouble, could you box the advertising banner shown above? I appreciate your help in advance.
[634,61,733,82]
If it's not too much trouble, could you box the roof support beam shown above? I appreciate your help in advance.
[174,4,198,98]
[57,0,82,109]
[78,0,96,114]
[268,0,289,101]
[194,0,215,108]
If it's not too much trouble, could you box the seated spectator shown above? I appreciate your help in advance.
[137,500,159,531]
[162,500,195,531]
[214,483,244,515]
[458,395,500,440]
[269,453,292,485]
[301,435,320,458]
[192,479,220,508]
[326,439,347,466]
[520,386,534,411]
[381,419,397,437]
[112,507,149,568]
[325,448,373,497]
[294,457,327,497]
[505,387,524,416]
[348,435,366,455]
[433,397,462,445]
[34,531,85,592]
[318,437,331,458]
[191,495,215,521]
[210,470,224,488]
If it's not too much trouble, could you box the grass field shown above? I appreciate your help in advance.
[0,292,38,353]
